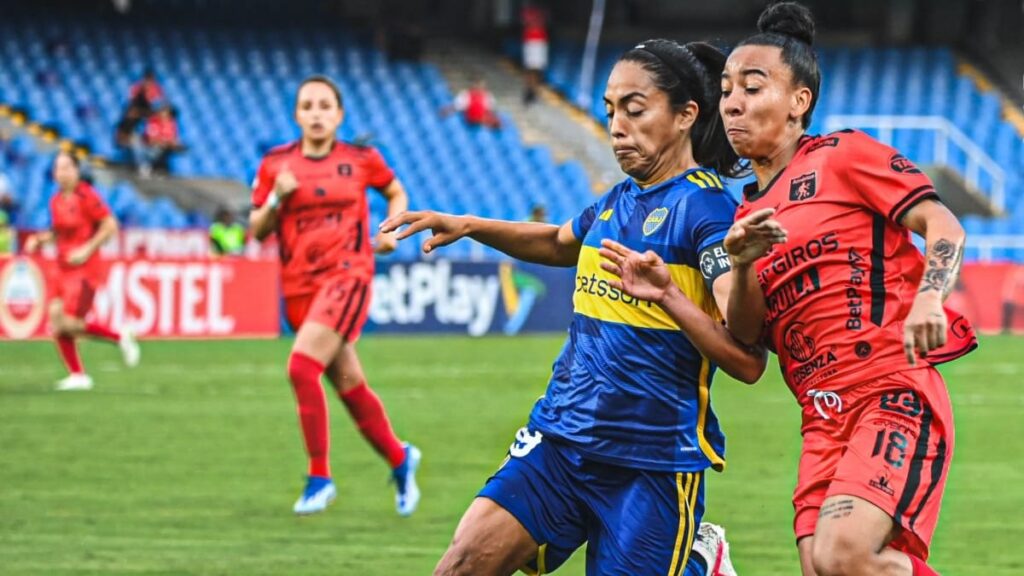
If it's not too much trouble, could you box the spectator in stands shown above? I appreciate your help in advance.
[129,68,165,114]
[442,79,502,129]
[521,3,549,105]
[142,104,184,176]
[114,100,147,169]
[209,207,246,257]
[528,203,547,223]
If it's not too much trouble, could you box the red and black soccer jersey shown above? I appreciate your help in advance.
[735,130,976,399]
[251,141,395,298]
[50,181,111,279]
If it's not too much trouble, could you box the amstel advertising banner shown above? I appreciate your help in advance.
[0,256,280,339]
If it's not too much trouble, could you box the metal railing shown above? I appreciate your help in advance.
[824,115,1007,212]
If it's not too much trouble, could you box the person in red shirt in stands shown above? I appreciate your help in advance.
[720,3,976,575]
[23,152,140,391]
[128,68,165,113]
[521,3,549,105]
[249,75,420,517]
[443,79,502,129]
[142,104,183,175]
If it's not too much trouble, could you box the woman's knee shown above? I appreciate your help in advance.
[811,531,871,576]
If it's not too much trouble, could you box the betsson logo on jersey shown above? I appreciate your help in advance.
[370,261,501,337]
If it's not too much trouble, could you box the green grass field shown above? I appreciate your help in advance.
[1,335,1022,575]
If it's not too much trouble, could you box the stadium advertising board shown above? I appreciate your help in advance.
[0,256,280,339]
[368,260,575,336]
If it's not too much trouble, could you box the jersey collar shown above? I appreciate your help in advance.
[743,134,816,202]
[627,167,703,196]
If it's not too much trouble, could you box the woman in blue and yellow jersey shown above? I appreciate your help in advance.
[383,39,764,576]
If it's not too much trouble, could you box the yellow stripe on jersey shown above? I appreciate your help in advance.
[696,356,726,471]
[696,171,719,189]
[667,473,695,576]
[574,246,717,330]
[686,173,708,189]
[598,208,614,221]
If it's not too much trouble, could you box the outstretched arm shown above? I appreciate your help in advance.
[899,199,966,364]
[599,239,767,384]
[372,178,409,254]
[380,211,582,267]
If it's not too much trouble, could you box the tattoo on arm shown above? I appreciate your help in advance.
[818,499,856,520]
[919,238,963,299]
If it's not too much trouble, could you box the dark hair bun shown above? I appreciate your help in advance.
[758,2,815,46]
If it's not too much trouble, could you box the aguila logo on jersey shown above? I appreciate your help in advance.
[789,172,817,201]
[0,257,46,339]
[642,207,669,236]
[783,321,816,362]
[337,163,352,176]
[889,154,921,174]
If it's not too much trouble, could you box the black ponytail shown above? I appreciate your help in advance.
[618,39,743,179]
[737,1,820,128]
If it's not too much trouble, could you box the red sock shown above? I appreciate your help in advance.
[84,322,119,343]
[287,352,330,478]
[340,382,406,468]
[56,336,84,375]
[909,554,940,576]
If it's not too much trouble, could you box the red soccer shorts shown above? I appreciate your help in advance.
[793,367,953,560]
[56,272,97,319]
[284,274,371,343]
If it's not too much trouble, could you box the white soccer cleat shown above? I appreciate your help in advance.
[56,373,94,391]
[119,328,140,368]
[293,476,337,515]
[392,443,421,517]
[693,522,738,576]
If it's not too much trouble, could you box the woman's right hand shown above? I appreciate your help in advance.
[724,208,788,266]
[273,164,299,199]
[379,211,469,254]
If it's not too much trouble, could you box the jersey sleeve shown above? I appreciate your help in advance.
[571,198,602,241]
[682,186,738,288]
[841,131,939,224]
[363,147,396,189]
[250,157,275,208]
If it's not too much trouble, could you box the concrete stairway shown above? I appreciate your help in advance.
[424,40,621,194]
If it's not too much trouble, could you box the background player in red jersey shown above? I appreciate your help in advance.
[248,75,419,516]
[23,152,140,391]
[719,4,975,576]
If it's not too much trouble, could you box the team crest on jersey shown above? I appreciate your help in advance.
[337,163,352,176]
[642,207,669,235]
[889,154,921,174]
[789,172,817,202]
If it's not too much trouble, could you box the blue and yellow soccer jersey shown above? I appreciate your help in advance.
[528,168,738,472]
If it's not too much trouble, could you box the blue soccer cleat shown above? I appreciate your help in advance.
[391,443,421,517]
[293,475,336,515]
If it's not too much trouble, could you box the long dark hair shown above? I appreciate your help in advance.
[618,39,743,178]
[736,2,820,128]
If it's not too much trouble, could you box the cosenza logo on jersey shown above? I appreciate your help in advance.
[642,207,669,236]
[784,322,839,387]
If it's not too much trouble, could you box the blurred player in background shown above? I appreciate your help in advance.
[249,75,420,516]
[385,40,754,576]
[23,152,140,391]
[720,4,976,575]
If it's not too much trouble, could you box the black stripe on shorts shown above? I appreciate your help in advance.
[895,399,933,524]
[342,281,369,342]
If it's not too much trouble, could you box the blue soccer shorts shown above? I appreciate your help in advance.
[478,426,709,575]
